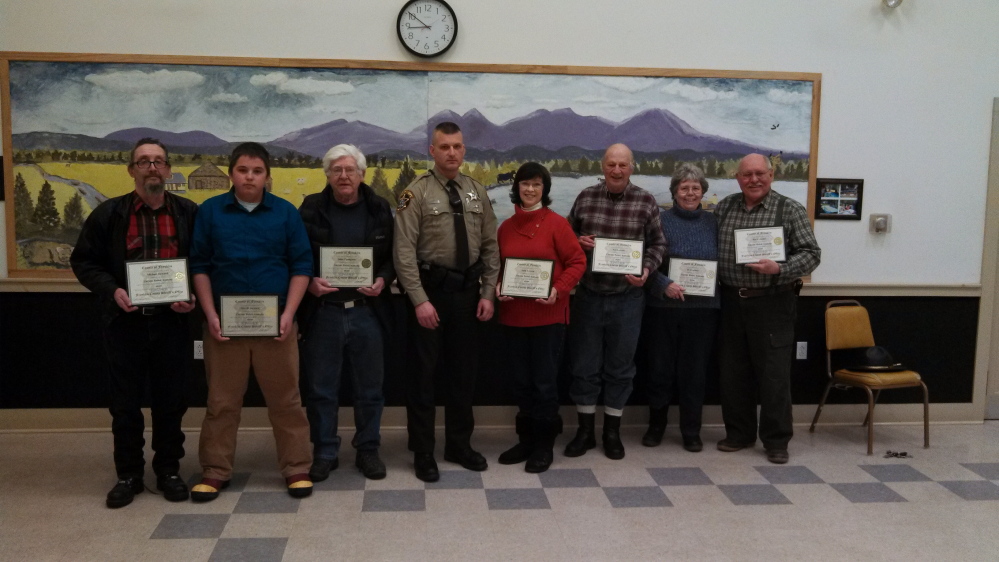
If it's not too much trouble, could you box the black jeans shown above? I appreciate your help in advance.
[504,323,565,420]
[643,306,718,438]
[406,284,481,454]
[718,288,797,450]
[102,310,191,478]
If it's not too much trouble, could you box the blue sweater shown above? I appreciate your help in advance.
[646,206,720,309]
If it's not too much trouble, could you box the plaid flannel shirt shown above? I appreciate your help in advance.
[126,193,179,260]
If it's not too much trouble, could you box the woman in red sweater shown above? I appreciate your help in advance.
[495,162,586,473]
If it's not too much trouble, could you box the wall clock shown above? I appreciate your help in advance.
[397,0,458,58]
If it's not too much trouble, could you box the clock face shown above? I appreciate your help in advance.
[397,0,458,58]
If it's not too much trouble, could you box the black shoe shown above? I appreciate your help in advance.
[309,457,339,483]
[355,451,387,480]
[766,449,789,464]
[602,414,625,460]
[106,476,144,508]
[717,439,754,452]
[414,453,440,483]
[564,412,596,457]
[444,447,488,471]
[498,415,534,465]
[682,436,703,453]
[156,473,189,502]
[641,407,668,447]
[525,416,562,474]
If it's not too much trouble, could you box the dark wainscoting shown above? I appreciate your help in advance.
[0,292,978,410]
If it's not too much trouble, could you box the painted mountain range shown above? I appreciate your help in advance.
[13,107,804,160]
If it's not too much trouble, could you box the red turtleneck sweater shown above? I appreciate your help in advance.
[497,206,587,327]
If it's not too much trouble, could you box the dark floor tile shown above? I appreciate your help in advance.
[860,464,931,483]
[312,469,367,491]
[939,480,999,501]
[718,484,792,506]
[604,486,672,508]
[362,489,426,512]
[186,472,251,493]
[425,470,484,490]
[647,467,713,486]
[150,514,230,539]
[754,465,825,484]
[538,468,599,488]
[209,538,287,562]
[831,482,907,503]
[961,463,999,480]
[485,488,551,510]
[233,491,302,514]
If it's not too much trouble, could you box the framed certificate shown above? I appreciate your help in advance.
[667,258,718,297]
[125,258,190,306]
[220,294,280,337]
[734,227,786,264]
[320,246,374,288]
[500,258,555,299]
[591,237,644,275]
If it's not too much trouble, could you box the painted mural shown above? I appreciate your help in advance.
[2,56,818,272]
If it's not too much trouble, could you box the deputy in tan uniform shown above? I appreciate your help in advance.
[394,121,500,482]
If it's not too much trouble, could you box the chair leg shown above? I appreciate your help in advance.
[862,389,881,427]
[921,382,930,448]
[810,381,834,433]
[864,387,875,456]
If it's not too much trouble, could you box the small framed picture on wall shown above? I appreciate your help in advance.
[815,178,863,220]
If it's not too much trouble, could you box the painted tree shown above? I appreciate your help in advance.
[63,193,85,230]
[392,158,417,200]
[370,167,393,202]
[13,173,35,234]
[33,180,61,231]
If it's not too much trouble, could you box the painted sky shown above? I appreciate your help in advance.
[10,62,812,152]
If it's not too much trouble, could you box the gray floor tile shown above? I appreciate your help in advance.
[538,468,599,488]
[362,489,426,512]
[150,514,230,539]
[603,486,672,508]
[233,492,302,514]
[209,538,287,562]
[312,470,367,491]
[860,464,932,482]
[426,470,484,490]
[647,467,713,486]
[717,484,792,506]
[831,482,907,503]
[938,480,999,501]
[961,462,999,480]
[486,488,551,510]
[186,472,252,493]
[754,465,825,484]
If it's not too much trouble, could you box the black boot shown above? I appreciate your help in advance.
[564,412,596,457]
[641,406,668,447]
[526,416,562,473]
[498,414,533,465]
[603,414,625,460]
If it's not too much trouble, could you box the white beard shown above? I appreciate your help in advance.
[146,181,165,195]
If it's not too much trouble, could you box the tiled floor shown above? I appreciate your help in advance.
[2,422,999,561]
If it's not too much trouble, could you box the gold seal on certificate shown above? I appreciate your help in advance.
[500,258,555,299]
[320,246,374,288]
[667,258,718,297]
[734,227,786,264]
[220,295,280,337]
[125,258,191,306]
[591,238,644,275]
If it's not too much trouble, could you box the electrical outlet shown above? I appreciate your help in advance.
[796,341,807,360]
[194,340,204,360]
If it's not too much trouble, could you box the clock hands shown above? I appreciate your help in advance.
[407,13,431,30]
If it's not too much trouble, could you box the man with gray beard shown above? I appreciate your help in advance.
[71,138,199,508]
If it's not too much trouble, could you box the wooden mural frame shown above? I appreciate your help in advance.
[1,51,821,279]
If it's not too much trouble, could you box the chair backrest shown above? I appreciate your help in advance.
[825,300,876,351]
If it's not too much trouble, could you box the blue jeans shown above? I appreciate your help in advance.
[568,285,645,410]
[300,303,385,460]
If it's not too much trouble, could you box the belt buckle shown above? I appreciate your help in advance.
[141,306,157,315]
[738,288,750,298]
[344,300,355,309]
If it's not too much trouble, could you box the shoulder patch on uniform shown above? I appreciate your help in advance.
[397,189,415,211]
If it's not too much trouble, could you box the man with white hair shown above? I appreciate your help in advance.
[298,144,395,481]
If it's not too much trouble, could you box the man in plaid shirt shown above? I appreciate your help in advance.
[71,138,199,508]
[714,153,820,464]
[564,143,668,460]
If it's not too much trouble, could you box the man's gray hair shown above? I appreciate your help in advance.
[322,144,367,175]
[669,163,708,198]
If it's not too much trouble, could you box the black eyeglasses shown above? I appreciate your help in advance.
[132,159,169,170]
